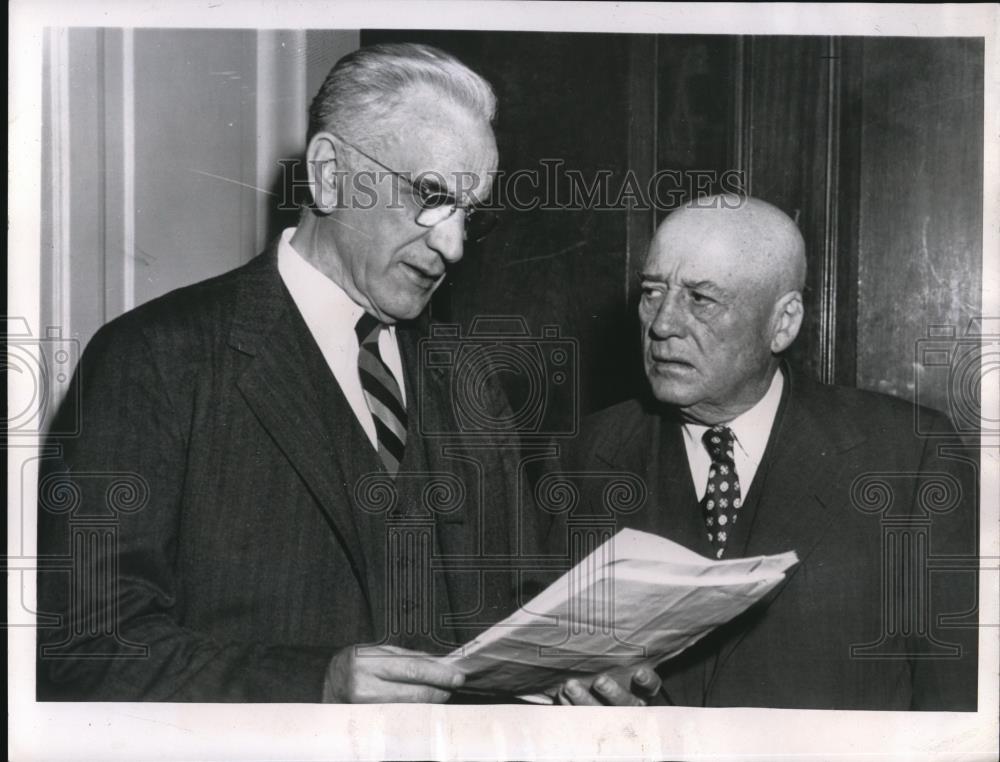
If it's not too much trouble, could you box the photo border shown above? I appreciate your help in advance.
[8,2,999,760]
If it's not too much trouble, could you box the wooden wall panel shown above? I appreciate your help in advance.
[853,38,984,416]
[40,28,81,422]
[356,32,984,425]
[64,30,106,348]
[41,31,984,434]
[626,35,658,293]
[833,36,864,389]
[363,30,644,426]
[261,30,360,246]
[655,34,737,223]
[255,29,307,251]
[738,36,838,384]
[43,29,360,401]
[132,29,258,307]
[305,30,361,109]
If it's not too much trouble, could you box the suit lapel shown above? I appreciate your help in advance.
[654,418,719,556]
[591,402,710,553]
[742,368,863,566]
[399,324,478,545]
[590,402,713,705]
[229,249,371,610]
[708,368,868,688]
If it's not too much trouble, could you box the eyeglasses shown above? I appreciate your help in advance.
[327,130,498,243]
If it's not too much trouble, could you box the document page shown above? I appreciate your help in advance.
[445,528,798,702]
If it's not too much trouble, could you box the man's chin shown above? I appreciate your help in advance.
[647,375,700,408]
[374,301,431,323]
[377,274,441,320]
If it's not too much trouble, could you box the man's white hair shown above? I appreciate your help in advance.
[308,42,497,148]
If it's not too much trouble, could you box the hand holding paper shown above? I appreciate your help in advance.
[445,528,798,703]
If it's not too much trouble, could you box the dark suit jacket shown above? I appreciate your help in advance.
[37,248,539,702]
[555,366,978,710]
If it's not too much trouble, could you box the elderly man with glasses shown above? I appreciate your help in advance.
[38,43,568,704]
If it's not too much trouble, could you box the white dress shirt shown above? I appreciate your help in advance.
[276,227,406,450]
[681,370,784,501]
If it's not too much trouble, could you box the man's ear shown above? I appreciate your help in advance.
[305,133,339,213]
[770,291,803,354]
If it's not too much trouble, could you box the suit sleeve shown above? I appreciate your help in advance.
[907,412,980,711]
[37,319,335,702]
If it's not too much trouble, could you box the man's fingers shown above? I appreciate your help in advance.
[353,644,421,658]
[325,646,464,703]
[346,676,453,704]
[630,667,662,699]
[559,679,602,705]
[370,680,452,704]
[592,674,645,706]
[558,672,658,706]
[372,654,465,690]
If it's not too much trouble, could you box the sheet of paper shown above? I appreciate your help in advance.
[445,529,798,701]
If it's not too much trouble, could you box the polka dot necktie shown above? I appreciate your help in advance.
[355,312,407,475]
[701,425,742,559]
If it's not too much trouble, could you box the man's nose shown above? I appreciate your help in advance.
[648,293,689,339]
[425,210,466,264]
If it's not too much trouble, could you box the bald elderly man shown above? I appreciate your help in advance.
[556,195,978,710]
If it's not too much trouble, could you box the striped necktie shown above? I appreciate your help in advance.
[355,312,407,475]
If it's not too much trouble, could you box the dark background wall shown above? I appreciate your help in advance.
[364,30,985,433]
[365,31,650,429]
[42,31,984,436]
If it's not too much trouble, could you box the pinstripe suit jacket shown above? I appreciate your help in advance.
[37,248,538,702]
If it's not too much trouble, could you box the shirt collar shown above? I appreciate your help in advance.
[276,227,366,334]
[681,369,785,464]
